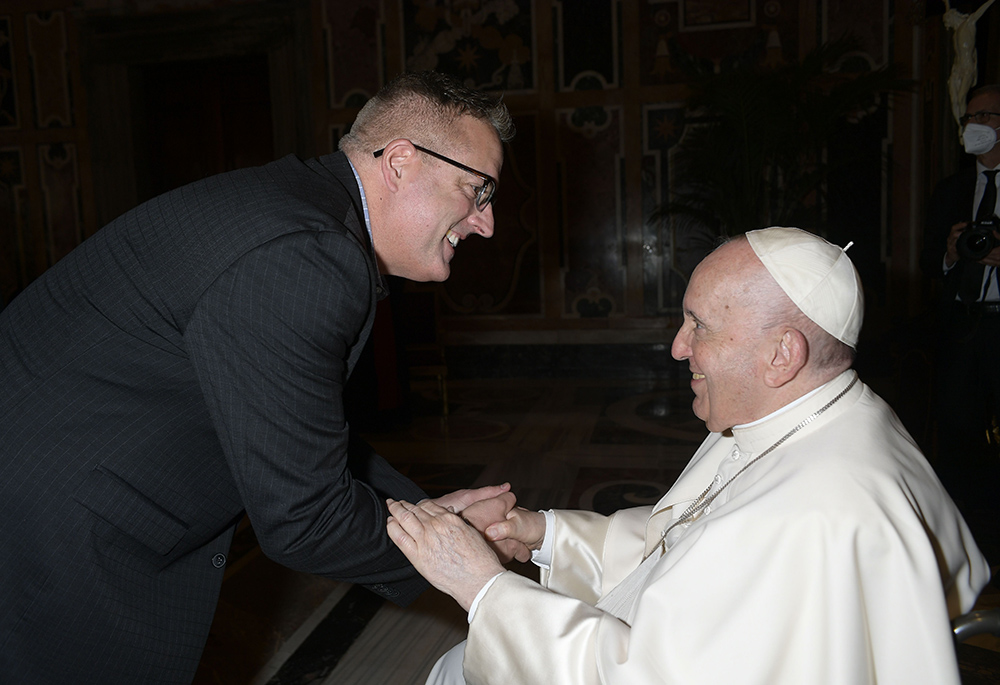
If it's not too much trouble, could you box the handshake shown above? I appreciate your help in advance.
[386,484,545,611]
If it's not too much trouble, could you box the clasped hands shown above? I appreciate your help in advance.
[387,484,545,611]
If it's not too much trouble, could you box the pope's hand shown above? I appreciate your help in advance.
[387,498,506,612]
[485,506,547,552]
[459,493,532,563]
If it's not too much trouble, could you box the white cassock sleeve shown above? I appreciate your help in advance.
[462,477,984,685]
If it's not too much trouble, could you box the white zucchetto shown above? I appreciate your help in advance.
[746,226,864,349]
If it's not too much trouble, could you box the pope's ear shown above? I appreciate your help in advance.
[375,139,417,192]
[764,328,808,388]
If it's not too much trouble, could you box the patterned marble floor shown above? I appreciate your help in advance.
[193,377,1000,685]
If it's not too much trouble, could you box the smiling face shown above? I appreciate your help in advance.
[670,240,774,432]
[377,115,504,282]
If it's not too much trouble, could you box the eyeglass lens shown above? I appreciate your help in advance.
[963,111,998,125]
[476,181,495,210]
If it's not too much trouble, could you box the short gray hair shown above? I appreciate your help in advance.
[340,71,514,157]
[968,84,1000,104]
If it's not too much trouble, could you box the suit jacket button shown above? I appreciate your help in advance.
[212,553,227,568]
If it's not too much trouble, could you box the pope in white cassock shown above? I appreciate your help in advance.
[387,226,992,685]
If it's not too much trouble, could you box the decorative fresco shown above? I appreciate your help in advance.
[0,147,26,306]
[25,11,73,129]
[322,0,384,107]
[639,0,798,85]
[402,0,534,92]
[0,16,17,129]
[553,0,620,91]
[824,0,887,69]
[38,142,82,266]
[443,114,539,315]
[557,105,626,318]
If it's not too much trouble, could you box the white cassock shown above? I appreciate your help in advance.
[431,370,991,685]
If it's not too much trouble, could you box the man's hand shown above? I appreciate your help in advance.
[427,485,531,563]
[387,499,505,612]
[426,483,511,514]
[946,221,968,267]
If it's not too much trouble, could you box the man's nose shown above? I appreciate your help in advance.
[671,326,690,361]
[469,203,495,238]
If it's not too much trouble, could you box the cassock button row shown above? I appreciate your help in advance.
[212,553,227,569]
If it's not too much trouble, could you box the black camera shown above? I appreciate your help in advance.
[957,217,1000,261]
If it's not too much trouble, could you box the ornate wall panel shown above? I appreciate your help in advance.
[322,0,384,107]
[0,0,919,337]
[26,11,73,128]
[553,0,620,91]
[824,0,887,69]
[0,16,17,129]
[640,0,799,84]
[38,142,82,266]
[444,113,539,315]
[640,101,707,316]
[115,0,262,10]
[680,0,755,30]
[401,0,534,92]
[0,146,27,305]
[557,105,626,318]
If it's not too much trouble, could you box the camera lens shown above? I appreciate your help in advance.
[958,226,998,261]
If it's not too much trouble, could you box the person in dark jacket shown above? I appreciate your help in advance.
[0,70,516,684]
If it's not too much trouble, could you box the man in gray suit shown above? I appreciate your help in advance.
[0,71,515,684]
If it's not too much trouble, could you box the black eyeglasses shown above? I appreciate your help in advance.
[961,110,1000,126]
[373,143,497,211]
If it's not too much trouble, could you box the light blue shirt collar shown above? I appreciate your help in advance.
[347,157,374,246]
[346,157,389,299]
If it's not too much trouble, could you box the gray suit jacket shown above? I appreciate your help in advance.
[0,152,428,684]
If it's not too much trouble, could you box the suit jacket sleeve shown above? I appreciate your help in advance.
[921,169,974,289]
[185,227,427,603]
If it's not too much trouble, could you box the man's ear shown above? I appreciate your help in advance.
[376,139,417,194]
[763,328,808,388]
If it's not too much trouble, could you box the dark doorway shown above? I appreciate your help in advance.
[137,54,274,201]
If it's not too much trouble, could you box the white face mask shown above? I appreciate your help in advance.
[963,122,999,156]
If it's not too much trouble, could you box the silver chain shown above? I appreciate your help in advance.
[652,374,858,557]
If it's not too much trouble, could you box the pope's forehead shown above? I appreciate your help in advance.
[694,240,758,280]
[687,241,773,305]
